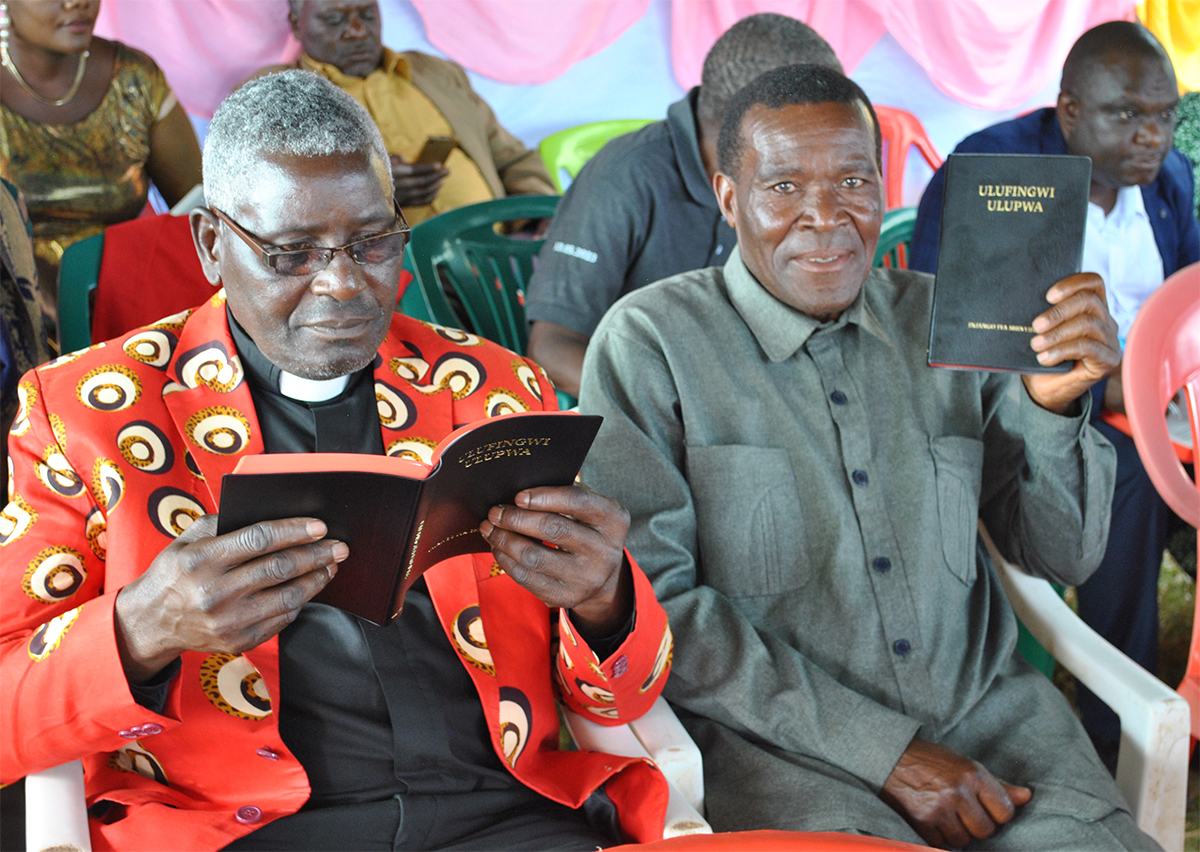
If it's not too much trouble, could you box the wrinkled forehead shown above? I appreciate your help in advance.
[740,101,877,169]
[1077,52,1177,106]
[226,151,392,224]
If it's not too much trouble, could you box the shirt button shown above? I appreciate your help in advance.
[140,723,163,735]
[893,639,911,656]
[235,805,263,825]
[830,390,847,405]
[852,469,869,486]
[873,557,891,573]
[255,748,281,761]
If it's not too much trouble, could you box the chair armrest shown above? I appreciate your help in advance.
[24,759,92,852]
[563,698,712,838]
[981,526,1189,852]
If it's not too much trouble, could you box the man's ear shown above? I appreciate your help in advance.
[713,172,738,230]
[1056,91,1079,144]
[190,208,223,286]
[288,7,303,40]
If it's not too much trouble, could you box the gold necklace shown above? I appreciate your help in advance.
[1,42,89,107]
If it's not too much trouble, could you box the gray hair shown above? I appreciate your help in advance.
[203,70,391,212]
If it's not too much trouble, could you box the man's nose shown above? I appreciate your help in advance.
[1134,114,1169,148]
[797,185,839,229]
[310,251,367,301]
[342,13,371,39]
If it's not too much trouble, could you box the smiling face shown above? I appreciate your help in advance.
[1058,51,1178,192]
[715,101,883,321]
[7,0,99,54]
[290,0,383,79]
[192,151,403,380]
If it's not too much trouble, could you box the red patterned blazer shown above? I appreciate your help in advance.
[1,293,672,851]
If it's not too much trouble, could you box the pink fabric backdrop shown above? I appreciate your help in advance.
[412,0,649,84]
[670,0,1139,110]
[93,0,300,119]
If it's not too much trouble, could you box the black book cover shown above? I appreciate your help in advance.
[928,153,1091,373]
[217,411,602,625]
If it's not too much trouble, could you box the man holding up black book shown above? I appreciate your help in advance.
[581,64,1156,849]
[1,72,673,850]
[911,21,1199,767]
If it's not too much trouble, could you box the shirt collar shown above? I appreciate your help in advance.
[724,245,893,362]
[666,87,717,209]
[227,309,353,402]
[299,46,411,83]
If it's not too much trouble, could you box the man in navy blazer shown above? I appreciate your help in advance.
[911,20,1199,765]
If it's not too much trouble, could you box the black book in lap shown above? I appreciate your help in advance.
[928,153,1091,373]
[217,411,602,625]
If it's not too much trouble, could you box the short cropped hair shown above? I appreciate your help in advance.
[1061,20,1173,98]
[717,64,880,177]
[203,70,390,212]
[697,14,842,125]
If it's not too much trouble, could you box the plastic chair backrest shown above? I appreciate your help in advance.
[538,119,655,192]
[1123,262,1200,736]
[56,214,213,353]
[404,195,561,355]
[57,232,105,353]
[874,106,942,209]
[873,206,917,269]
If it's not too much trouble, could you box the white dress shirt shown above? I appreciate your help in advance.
[1080,185,1163,349]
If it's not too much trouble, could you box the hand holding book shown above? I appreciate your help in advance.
[1023,271,1122,415]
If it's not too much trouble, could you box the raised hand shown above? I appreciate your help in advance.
[1024,271,1120,415]
[114,515,347,684]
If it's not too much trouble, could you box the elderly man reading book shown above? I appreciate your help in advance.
[0,71,672,851]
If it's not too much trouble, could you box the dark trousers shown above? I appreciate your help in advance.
[1075,422,1177,749]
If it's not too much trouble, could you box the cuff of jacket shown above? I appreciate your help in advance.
[827,700,924,791]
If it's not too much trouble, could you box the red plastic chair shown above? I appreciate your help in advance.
[1123,261,1200,736]
[874,106,942,209]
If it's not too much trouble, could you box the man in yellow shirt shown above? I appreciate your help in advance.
[255,1,555,225]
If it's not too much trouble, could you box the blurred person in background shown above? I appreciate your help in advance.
[0,0,202,332]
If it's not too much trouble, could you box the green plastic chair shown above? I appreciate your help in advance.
[57,232,105,353]
[538,119,655,192]
[872,206,917,269]
[397,195,575,408]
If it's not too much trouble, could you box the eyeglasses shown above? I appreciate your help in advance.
[210,204,410,277]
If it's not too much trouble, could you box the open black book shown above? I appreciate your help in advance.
[217,411,602,625]
[927,152,1091,373]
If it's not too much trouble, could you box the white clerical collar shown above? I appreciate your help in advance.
[278,371,351,402]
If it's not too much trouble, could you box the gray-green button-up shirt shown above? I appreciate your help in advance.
[579,247,1116,790]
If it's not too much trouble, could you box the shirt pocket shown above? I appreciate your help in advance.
[929,435,985,586]
[686,445,808,598]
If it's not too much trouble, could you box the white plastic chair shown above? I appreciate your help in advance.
[981,524,1190,851]
[23,697,708,852]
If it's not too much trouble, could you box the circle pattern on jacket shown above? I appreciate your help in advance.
[186,407,251,455]
[386,437,437,464]
[389,355,428,382]
[36,448,85,498]
[85,506,107,560]
[375,381,417,431]
[200,653,272,720]
[148,487,205,538]
[109,743,168,784]
[429,324,481,346]
[27,606,81,660]
[430,354,485,399]
[11,382,35,436]
[451,606,495,676]
[92,459,125,511]
[23,546,86,603]
[117,421,175,473]
[123,330,177,369]
[640,624,674,694]
[77,366,141,412]
[484,389,529,418]
[513,362,542,402]
[177,342,243,392]
[498,686,531,767]
[0,493,35,545]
